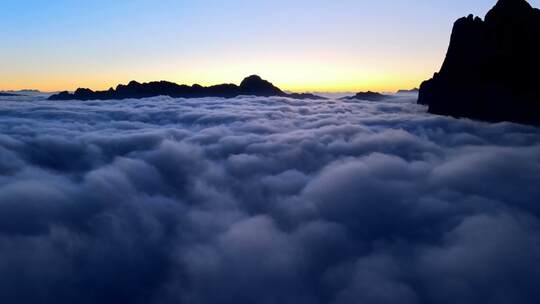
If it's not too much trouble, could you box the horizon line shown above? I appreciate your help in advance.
[0,76,423,95]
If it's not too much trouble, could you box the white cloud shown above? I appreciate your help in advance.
[0,95,540,303]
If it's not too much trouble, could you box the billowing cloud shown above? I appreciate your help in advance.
[1,94,540,303]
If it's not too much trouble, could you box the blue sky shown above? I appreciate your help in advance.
[1,0,538,91]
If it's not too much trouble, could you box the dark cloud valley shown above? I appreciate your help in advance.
[1,94,540,304]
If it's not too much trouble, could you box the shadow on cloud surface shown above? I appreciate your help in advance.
[1,94,540,304]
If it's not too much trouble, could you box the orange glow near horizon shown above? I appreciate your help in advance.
[0,0,447,95]
[7,0,526,95]
[0,75,427,94]
[0,60,435,93]
[0,28,442,94]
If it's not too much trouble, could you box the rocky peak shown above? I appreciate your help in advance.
[239,75,285,96]
[417,0,540,125]
[485,0,534,23]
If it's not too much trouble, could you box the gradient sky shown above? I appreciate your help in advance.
[1,0,539,92]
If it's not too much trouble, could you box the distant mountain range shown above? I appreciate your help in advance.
[6,89,41,94]
[418,0,540,125]
[341,91,394,101]
[0,90,44,97]
[48,76,327,101]
[397,88,419,94]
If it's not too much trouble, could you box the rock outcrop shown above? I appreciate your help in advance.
[418,0,540,125]
[48,75,326,101]
[342,91,392,101]
[397,88,419,94]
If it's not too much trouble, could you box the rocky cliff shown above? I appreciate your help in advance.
[418,0,540,125]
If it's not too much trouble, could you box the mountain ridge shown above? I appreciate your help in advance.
[341,91,393,101]
[48,75,326,101]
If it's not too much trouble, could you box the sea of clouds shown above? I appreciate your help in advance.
[1,93,540,304]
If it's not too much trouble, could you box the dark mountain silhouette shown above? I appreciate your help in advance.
[238,75,284,96]
[49,75,326,101]
[341,91,393,101]
[4,89,41,94]
[418,0,540,125]
[0,92,19,97]
[397,88,419,94]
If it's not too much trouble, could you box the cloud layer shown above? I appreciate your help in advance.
[1,94,540,304]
